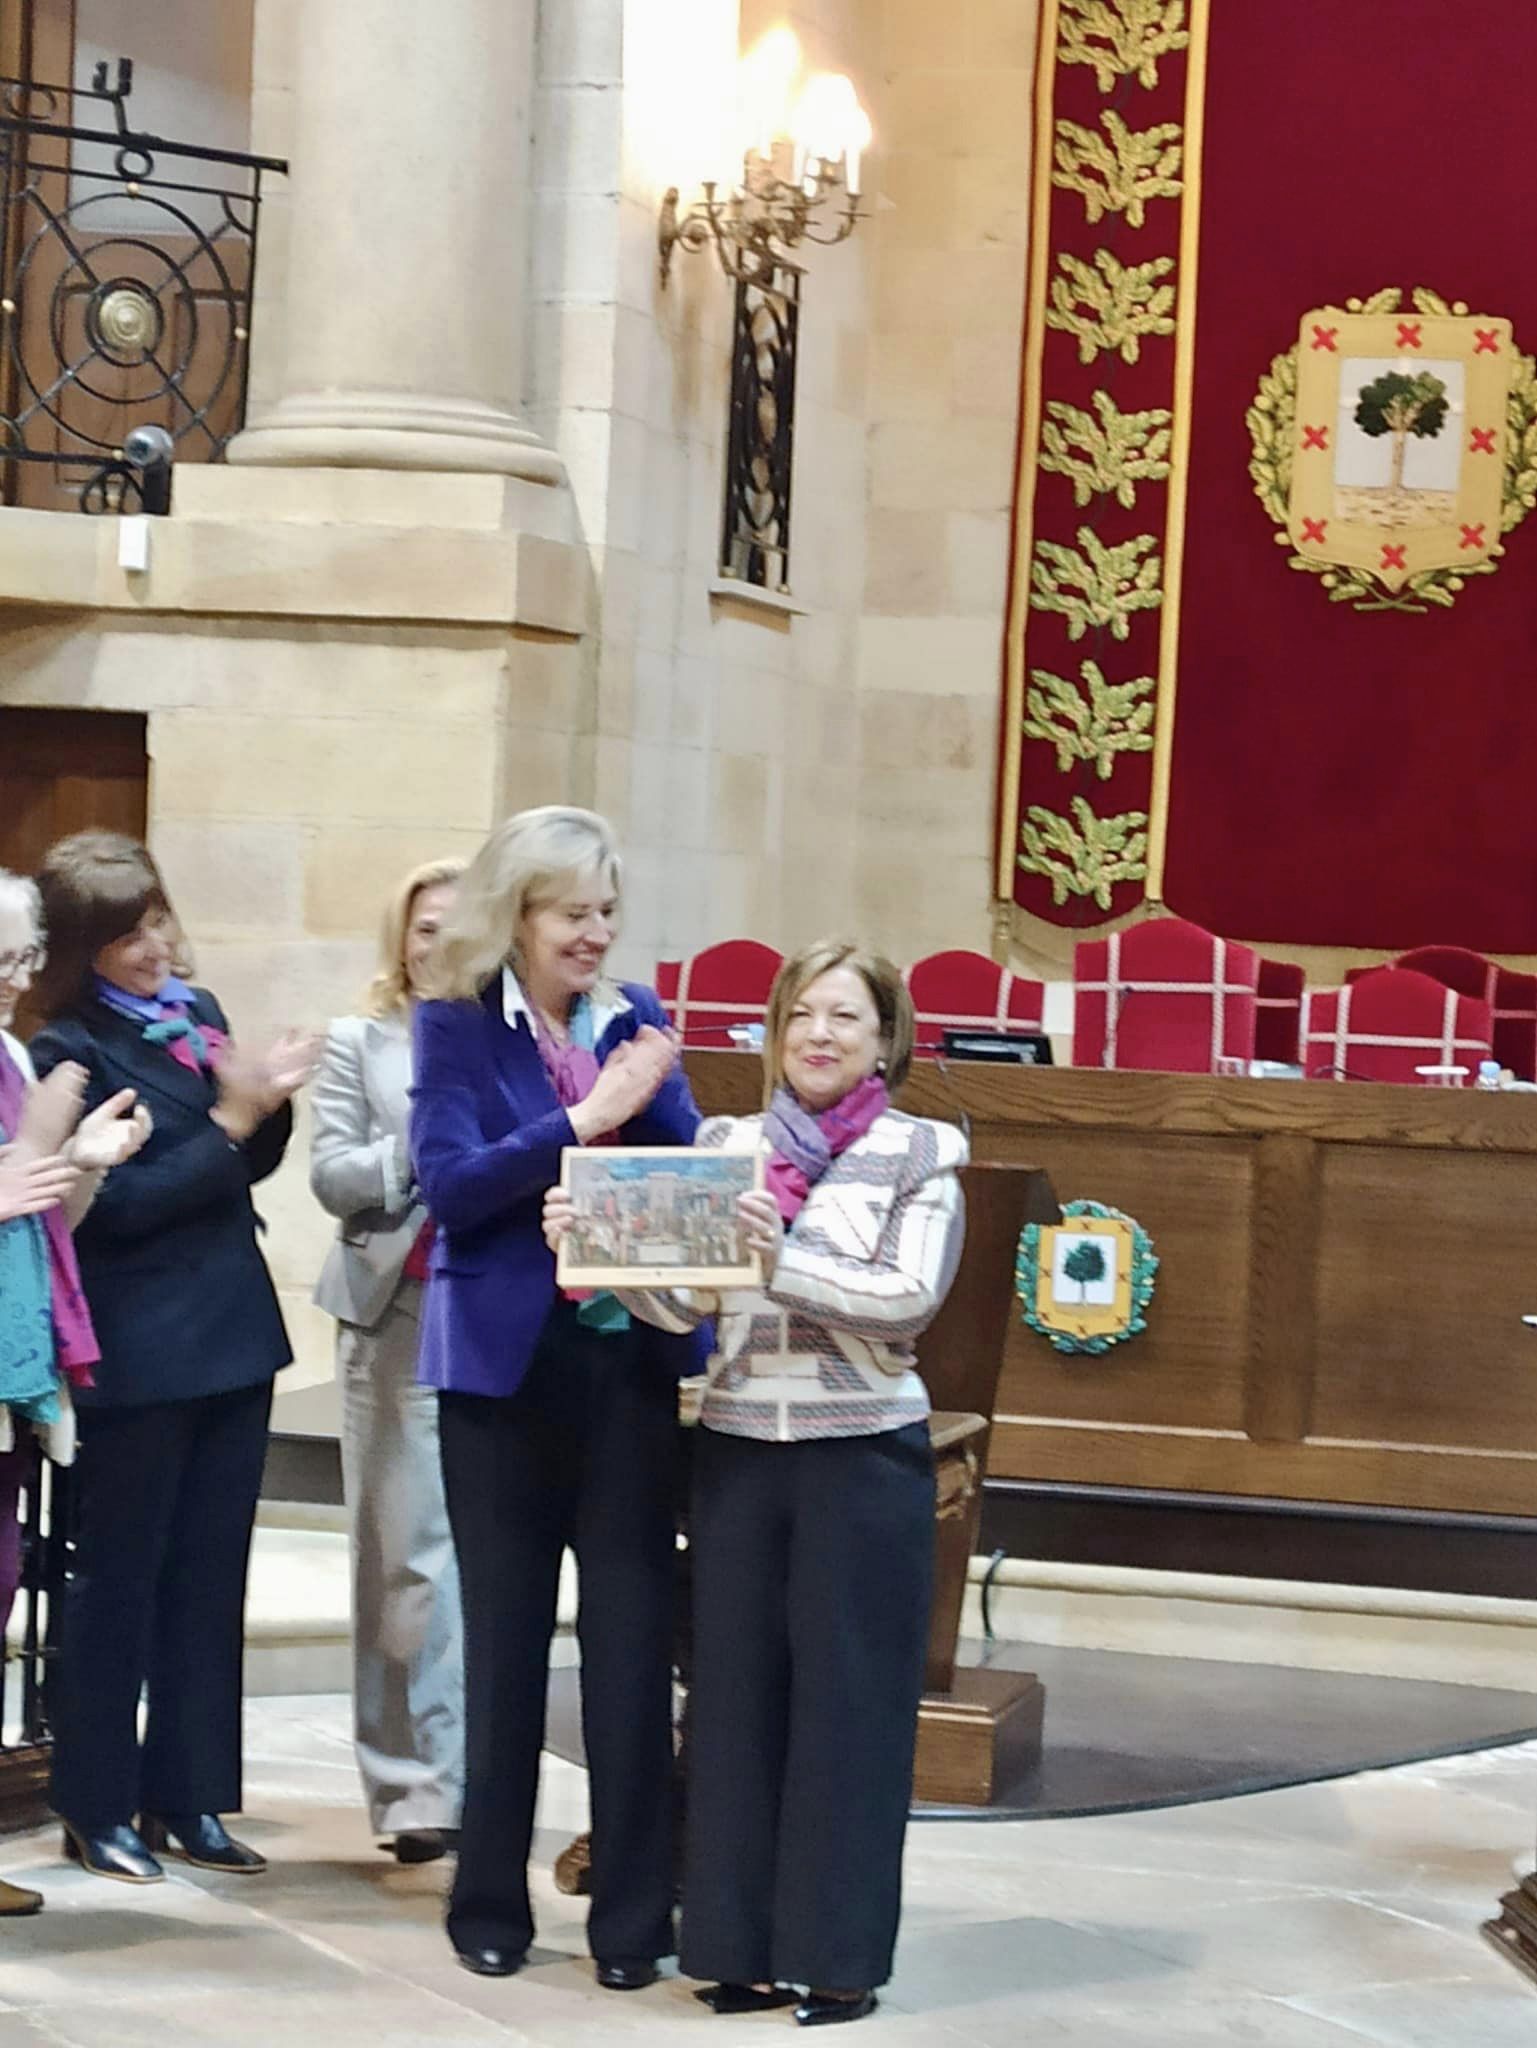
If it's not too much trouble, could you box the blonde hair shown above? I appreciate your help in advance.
[365,857,466,1017]
[427,807,622,1003]
[762,940,915,1103]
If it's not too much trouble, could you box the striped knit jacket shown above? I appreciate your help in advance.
[620,1108,969,1443]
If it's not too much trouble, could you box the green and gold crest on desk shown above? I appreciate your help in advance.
[1016,1200,1158,1356]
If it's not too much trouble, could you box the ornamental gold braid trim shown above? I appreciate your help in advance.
[1030,528,1164,640]
[1057,0,1190,94]
[1052,111,1184,227]
[1040,392,1173,508]
[1046,249,1177,365]
[1023,659,1157,779]
[1018,796,1150,909]
[1247,284,1537,614]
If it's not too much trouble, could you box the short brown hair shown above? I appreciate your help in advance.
[762,940,915,1103]
[32,831,188,1020]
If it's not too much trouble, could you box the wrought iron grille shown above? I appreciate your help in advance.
[719,264,799,593]
[0,1455,72,1835]
[0,58,286,512]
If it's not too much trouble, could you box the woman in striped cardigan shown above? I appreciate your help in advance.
[545,940,967,2027]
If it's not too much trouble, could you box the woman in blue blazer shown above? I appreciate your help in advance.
[28,832,316,1885]
[411,806,700,1989]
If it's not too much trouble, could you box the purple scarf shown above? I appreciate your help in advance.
[0,1043,98,1389]
[763,1072,889,1223]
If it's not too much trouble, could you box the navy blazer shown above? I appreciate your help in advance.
[411,977,703,1397]
[29,991,293,1408]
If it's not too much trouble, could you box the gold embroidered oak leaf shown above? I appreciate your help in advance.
[1040,391,1173,508]
[1018,797,1150,909]
[1024,660,1157,779]
[1030,527,1164,640]
[1046,250,1176,366]
[1057,0,1190,94]
[1052,111,1183,227]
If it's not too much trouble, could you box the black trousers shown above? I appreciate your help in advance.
[50,1378,273,1831]
[438,1305,679,1960]
[681,1423,935,1992]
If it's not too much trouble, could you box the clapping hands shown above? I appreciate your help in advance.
[212,1029,324,1142]
[567,1025,680,1143]
[70,1089,153,1172]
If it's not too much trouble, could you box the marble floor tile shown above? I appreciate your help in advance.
[1286,1972,1537,2048]
[0,1696,1531,2046]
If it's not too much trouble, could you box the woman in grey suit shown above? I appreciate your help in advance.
[311,858,465,1864]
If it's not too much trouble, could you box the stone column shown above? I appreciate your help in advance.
[230,0,559,481]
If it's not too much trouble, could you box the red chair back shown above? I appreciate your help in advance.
[904,950,1046,1056]
[1392,947,1537,1081]
[1254,957,1305,1066]
[655,939,783,1048]
[1303,966,1493,1084]
[1073,918,1258,1073]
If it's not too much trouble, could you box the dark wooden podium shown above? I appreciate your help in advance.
[912,1161,1060,1804]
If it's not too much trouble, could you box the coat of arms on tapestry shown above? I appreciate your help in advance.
[1248,287,1537,612]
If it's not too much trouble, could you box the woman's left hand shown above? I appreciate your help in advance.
[69,1089,153,1172]
[542,1185,576,1254]
[738,1189,784,1278]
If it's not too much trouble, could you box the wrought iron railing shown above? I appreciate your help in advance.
[0,57,286,512]
[719,264,799,594]
[0,1455,71,1834]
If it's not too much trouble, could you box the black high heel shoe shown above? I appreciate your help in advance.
[60,1819,164,1884]
[138,1813,266,1873]
[695,1983,799,2015]
[794,1991,879,2027]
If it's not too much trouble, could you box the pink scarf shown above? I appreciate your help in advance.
[762,1072,889,1223]
[0,1043,98,1389]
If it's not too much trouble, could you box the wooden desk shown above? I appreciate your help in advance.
[683,1053,1537,1519]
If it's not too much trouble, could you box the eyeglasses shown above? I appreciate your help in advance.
[0,945,45,981]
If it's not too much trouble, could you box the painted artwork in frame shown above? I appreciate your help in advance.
[556,1146,763,1291]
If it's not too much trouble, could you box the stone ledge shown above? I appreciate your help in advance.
[0,500,589,633]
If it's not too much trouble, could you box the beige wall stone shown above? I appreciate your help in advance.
[855,0,1038,956]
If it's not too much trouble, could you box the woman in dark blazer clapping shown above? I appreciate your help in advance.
[29,832,317,1884]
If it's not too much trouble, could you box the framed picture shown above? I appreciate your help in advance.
[556,1146,764,1291]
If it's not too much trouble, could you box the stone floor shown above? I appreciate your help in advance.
[1,1694,1534,2045]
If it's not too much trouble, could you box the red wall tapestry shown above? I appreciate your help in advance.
[999,0,1537,952]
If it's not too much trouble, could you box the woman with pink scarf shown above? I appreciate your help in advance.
[546,940,968,2027]
[0,867,149,1918]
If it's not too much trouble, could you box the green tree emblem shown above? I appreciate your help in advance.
[1061,1237,1109,1302]
[1353,369,1449,498]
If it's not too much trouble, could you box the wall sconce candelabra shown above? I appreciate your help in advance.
[658,42,871,288]
[660,31,871,598]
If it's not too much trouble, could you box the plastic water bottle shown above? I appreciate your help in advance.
[1476,1058,1503,1090]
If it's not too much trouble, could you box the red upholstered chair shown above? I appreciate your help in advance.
[1303,966,1493,1084]
[903,950,1047,1057]
[1254,957,1305,1066]
[1378,947,1537,1081]
[1072,918,1259,1073]
[654,939,783,1049]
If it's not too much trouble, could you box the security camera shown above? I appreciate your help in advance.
[122,424,174,468]
[121,423,174,514]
